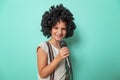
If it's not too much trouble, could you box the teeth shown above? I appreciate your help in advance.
[56,34,60,36]
[56,35,61,38]
[55,34,63,38]
[57,36,61,37]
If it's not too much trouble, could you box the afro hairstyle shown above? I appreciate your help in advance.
[41,4,76,38]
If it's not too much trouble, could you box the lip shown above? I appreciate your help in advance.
[55,34,63,39]
[56,35,62,38]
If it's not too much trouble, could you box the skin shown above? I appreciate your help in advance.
[37,20,70,78]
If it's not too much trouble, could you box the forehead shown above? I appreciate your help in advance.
[54,20,66,28]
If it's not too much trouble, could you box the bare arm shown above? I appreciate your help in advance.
[37,47,69,78]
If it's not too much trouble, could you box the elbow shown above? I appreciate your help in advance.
[39,71,48,78]
[40,74,47,79]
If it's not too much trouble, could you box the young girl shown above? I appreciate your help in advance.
[37,4,76,80]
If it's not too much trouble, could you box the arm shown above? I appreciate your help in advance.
[37,47,69,78]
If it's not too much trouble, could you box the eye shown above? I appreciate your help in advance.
[62,27,66,30]
[53,26,58,29]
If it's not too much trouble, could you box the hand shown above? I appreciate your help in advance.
[56,47,70,61]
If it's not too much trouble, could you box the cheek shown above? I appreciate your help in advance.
[63,30,67,35]
[51,29,55,34]
[52,30,57,34]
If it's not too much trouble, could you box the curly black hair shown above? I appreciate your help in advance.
[41,4,76,38]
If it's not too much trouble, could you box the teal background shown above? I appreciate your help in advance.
[0,0,120,80]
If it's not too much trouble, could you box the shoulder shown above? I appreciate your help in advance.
[38,41,47,48]
[37,41,48,54]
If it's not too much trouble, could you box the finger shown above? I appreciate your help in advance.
[63,50,69,54]
[61,47,69,50]
[64,53,69,58]
[63,51,69,56]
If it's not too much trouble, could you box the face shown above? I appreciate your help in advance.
[51,20,66,42]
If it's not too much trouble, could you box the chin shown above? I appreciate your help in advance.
[54,36,65,41]
[55,38,63,41]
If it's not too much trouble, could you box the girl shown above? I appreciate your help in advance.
[37,4,76,80]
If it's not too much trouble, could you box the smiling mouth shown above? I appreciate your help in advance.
[55,34,63,38]
[56,35,62,38]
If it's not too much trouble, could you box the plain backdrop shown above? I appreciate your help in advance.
[0,0,120,80]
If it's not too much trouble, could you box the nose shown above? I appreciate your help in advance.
[58,29,62,34]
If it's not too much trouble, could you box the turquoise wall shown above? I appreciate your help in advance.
[0,0,120,80]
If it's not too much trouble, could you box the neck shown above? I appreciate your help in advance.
[49,39,60,49]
